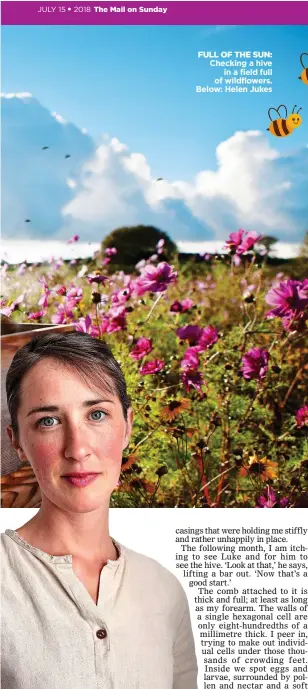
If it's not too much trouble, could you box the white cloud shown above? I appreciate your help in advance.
[62,129,308,241]
[66,178,77,189]
[1,94,95,239]
[199,25,238,38]
[51,111,66,124]
[2,93,307,244]
[1,92,32,99]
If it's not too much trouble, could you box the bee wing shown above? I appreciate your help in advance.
[277,104,288,119]
[300,52,308,69]
[268,107,281,122]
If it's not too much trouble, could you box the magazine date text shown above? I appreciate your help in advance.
[37,6,169,13]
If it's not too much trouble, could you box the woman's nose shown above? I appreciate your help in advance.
[63,424,92,461]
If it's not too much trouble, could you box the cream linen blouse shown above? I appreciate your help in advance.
[1,529,198,689]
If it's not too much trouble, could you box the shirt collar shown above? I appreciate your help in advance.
[4,528,124,568]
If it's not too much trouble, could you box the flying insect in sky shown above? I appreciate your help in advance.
[298,53,308,84]
[267,104,302,137]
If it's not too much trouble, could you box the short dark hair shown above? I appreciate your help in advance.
[6,331,132,439]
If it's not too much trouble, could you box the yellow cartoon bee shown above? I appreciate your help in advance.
[299,53,308,84]
[267,104,302,137]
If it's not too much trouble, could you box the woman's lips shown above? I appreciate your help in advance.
[62,474,100,487]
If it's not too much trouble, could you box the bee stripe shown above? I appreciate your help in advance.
[306,68,308,81]
[273,120,281,136]
[281,120,289,136]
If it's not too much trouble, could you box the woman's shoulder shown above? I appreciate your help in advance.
[1,531,11,551]
[1,531,16,576]
[1,530,17,559]
[119,541,186,599]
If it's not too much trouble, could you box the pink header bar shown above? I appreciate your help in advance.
[2,1,308,26]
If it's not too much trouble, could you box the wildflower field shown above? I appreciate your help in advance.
[1,231,308,508]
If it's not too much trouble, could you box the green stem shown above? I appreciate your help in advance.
[96,303,101,339]
[143,292,164,324]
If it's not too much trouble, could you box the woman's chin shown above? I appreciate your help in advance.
[41,482,113,513]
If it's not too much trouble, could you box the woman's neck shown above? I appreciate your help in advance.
[15,500,118,564]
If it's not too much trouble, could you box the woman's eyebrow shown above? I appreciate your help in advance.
[26,399,115,417]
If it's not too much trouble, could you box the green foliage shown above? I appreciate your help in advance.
[101,225,177,265]
[258,235,278,250]
[2,250,307,508]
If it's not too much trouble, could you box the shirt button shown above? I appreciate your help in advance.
[96,629,107,639]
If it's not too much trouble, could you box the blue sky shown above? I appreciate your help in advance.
[2,24,308,180]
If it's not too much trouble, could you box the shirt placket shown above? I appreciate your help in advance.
[54,557,123,689]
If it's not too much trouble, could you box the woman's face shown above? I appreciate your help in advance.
[8,358,133,513]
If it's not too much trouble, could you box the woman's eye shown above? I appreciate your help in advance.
[90,410,108,421]
[37,417,59,428]
[36,411,108,427]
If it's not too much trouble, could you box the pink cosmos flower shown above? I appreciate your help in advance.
[65,287,83,310]
[135,259,147,272]
[66,287,83,300]
[51,305,72,324]
[224,229,262,255]
[67,234,79,244]
[256,486,289,508]
[196,325,219,352]
[38,276,50,308]
[111,279,134,306]
[17,263,27,276]
[105,247,117,256]
[102,306,127,333]
[224,229,245,251]
[1,293,25,318]
[181,369,204,391]
[102,257,111,265]
[177,324,218,351]
[130,337,153,361]
[74,315,100,338]
[55,285,67,296]
[177,325,203,343]
[265,279,308,319]
[38,293,49,308]
[295,405,308,428]
[133,262,177,296]
[180,347,200,371]
[140,359,165,375]
[156,238,165,254]
[236,231,262,255]
[170,299,194,313]
[87,273,109,285]
[241,348,269,381]
[27,310,46,321]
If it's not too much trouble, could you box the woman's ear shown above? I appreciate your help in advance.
[6,426,27,463]
[123,407,134,450]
